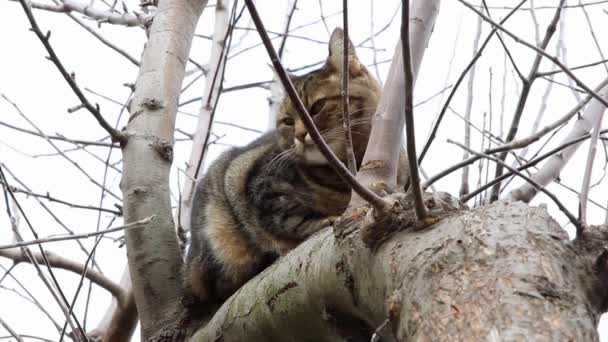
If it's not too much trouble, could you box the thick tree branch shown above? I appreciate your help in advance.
[120,0,208,339]
[354,0,439,205]
[192,201,603,341]
[510,84,608,203]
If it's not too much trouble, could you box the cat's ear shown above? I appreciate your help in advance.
[327,28,361,75]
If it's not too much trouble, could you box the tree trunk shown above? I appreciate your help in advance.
[190,200,607,341]
[120,0,209,339]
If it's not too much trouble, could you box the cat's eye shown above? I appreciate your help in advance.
[309,100,327,116]
[281,117,295,126]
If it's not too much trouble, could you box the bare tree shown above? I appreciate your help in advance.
[1,0,608,341]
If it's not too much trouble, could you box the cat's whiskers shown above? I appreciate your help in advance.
[266,148,296,171]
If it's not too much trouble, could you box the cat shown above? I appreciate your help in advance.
[183,28,405,317]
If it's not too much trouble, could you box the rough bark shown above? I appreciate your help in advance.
[120,0,209,339]
[190,200,607,341]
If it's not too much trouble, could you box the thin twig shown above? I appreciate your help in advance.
[401,0,426,220]
[0,216,154,250]
[0,248,125,299]
[462,131,607,203]
[244,0,388,211]
[457,0,608,109]
[17,0,126,144]
[489,0,565,202]
[460,10,483,198]
[579,105,605,227]
[278,0,298,59]
[418,0,527,164]
[342,0,356,175]
[448,140,580,232]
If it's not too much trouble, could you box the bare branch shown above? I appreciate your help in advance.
[355,0,440,205]
[457,0,608,109]
[510,85,608,203]
[419,0,526,164]
[579,108,605,227]
[17,0,126,144]
[9,0,153,27]
[489,0,565,202]
[448,140,580,231]
[245,0,389,212]
[0,216,152,250]
[178,0,235,234]
[342,0,357,175]
[401,0,426,220]
[0,248,125,300]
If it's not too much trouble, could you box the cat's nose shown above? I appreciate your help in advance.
[294,122,307,143]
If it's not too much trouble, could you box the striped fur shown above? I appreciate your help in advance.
[184,28,394,314]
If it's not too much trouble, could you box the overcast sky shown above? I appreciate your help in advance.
[1,0,607,340]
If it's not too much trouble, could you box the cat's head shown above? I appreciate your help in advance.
[276,28,381,166]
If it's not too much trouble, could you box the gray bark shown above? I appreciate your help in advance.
[191,200,607,341]
[120,0,209,339]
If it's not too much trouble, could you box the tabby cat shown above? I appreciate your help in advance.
[184,28,398,315]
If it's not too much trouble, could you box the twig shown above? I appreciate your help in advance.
[0,181,122,215]
[457,0,608,109]
[448,140,580,232]
[0,317,24,342]
[0,166,85,340]
[2,94,123,201]
[489,0,565,202]
[462,131,607,203]
[63,9,140,66]
[536,58,608,77]
[0,119,116,148]
[401,0,426,220]
[0,216,154,250]
[9,0,152,27]
[579,105,605,227]
[342,0,356,175]
[460,10,483,198]
[244,0,388,212]
[1,163,105,272]
[17,0,126,144]
[423,76,608,191]
[278,0,298,59]
[0,248,125,299]
[418,0,527,164]
[509,83,608,203]
[369,0,383,82]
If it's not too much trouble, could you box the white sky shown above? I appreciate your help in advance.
[0,0,607,340]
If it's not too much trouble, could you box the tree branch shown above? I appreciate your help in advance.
[192,201,600,340]
[10,0,153,27]
[17,0,126,144]
[120,0,209,338]
[354,0,440,206]
[0,248,125,301]
[401,0,426,220]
